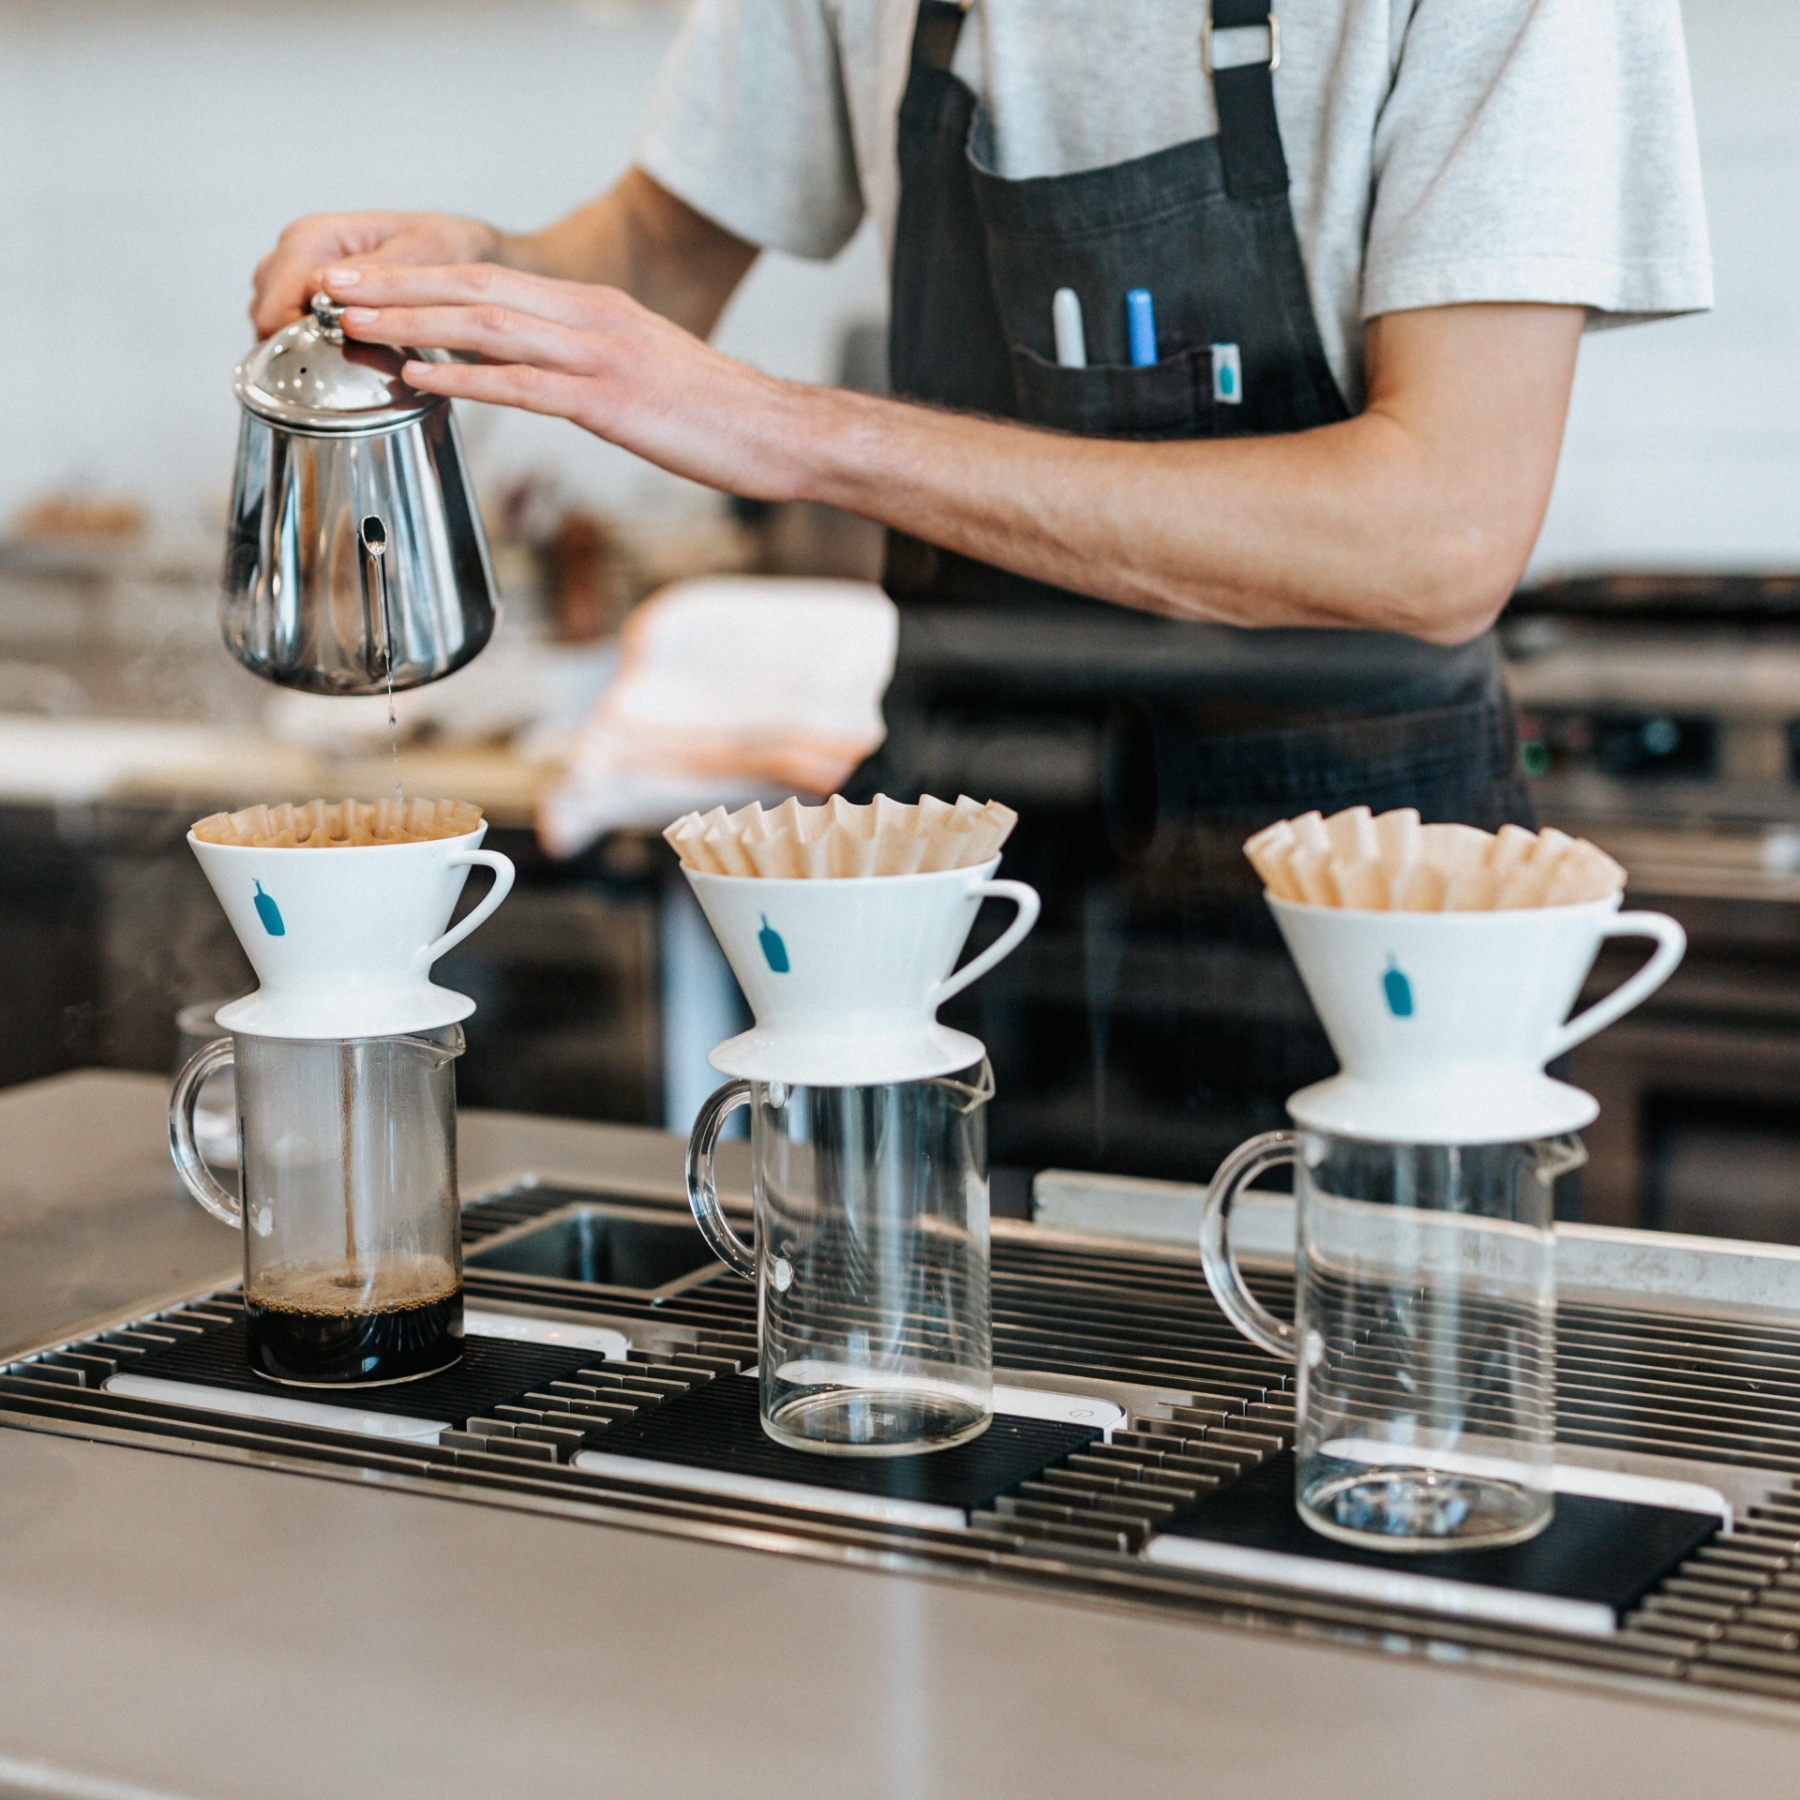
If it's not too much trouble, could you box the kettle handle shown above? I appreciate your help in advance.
[415,851,516,973]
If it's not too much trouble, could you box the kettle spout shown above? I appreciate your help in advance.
[359,515,393,683]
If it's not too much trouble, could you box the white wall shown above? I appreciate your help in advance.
[1,0,1793,573]
[1528,0,1800,577]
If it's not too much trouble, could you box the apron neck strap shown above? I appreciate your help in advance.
[904,1,1288,199]
[910,0,972,73]
[1207,3,1289,198]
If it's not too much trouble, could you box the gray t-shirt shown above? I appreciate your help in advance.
[637,0,1712,713]
[640,0,1713,410]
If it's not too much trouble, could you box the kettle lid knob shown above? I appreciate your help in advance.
[309,290,347,345]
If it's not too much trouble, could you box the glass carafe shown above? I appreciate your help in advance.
[687,1065,993,1455]
[171,1027,465,1385]
[1201,1128,1584,1551]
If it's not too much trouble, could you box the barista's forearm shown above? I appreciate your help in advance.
[800,305,1583,647]
[497,169,758,339]
[803,396,1480,640]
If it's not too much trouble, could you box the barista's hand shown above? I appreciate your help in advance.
[325,262,815,501]
[251,213,503,339]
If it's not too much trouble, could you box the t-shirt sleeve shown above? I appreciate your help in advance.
[1362,0,1713,325]
[636,0,866,260]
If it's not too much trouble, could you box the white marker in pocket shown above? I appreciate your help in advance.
[1052,287,1088,368]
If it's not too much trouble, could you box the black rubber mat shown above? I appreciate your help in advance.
[125,1318,604,1428]
[1155,1450,1719,1621]
[583,1372,1099,1511]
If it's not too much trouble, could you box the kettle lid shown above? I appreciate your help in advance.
[233,292,439,433]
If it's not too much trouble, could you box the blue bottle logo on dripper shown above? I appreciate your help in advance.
[758,915,789,973]
[1382,955,1413,1018]
[253,881,286,938]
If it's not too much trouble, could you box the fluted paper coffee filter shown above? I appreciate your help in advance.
[1244,807,1625,911]
[193,798,484,848]
[663,794,1017,877]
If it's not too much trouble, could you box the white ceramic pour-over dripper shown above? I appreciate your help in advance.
[685,860,1040,1085]
[189,827,515,1040]
[1268,893,1685,1143]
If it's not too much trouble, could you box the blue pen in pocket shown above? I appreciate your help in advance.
[1126,289,1157,368]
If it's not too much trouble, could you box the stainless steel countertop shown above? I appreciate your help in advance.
[0,1072,1793,1797]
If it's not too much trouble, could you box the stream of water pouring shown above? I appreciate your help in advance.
[387,667,403,804]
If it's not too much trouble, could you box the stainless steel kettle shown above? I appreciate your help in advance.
[223,292,497,695]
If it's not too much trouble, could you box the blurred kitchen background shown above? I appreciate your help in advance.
[1,0,1796,1237]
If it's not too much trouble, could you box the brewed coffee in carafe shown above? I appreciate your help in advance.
[244,1030,462,1384]
[174,1028,466,1384]
[171,798,516,1385]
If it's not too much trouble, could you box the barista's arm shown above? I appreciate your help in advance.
[326,261,1582,647]
[250,169,756,340]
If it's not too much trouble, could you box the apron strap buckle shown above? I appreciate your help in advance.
[1202,12,1280,76]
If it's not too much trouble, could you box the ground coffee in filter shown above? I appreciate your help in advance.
[192,798,483,848]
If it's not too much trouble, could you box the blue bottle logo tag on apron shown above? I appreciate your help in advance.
[253,881,286,938]
[1382,956,1413,1018]
[758,915,790,974]
[1212,342,1243,404]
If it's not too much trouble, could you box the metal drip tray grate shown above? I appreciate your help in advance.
[10,1176,1800,1714]
[117,1312,615,1428]
[1148,1450,1720,1637]
[574,1373,1099,1530]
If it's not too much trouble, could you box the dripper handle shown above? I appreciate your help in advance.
[685,1080,758,1283]
[414,850,516,973]
[1544,910,1686,1060]
[169,1038,243,1229]
[1199,1130,1297,1363]
[930,879,1041,1007]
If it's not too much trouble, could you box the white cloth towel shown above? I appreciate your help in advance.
[537,576,898,859]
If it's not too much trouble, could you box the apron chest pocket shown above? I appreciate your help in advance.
[1012,344,1217,441]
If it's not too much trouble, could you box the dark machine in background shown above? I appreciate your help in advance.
[1507,575,1800,1237]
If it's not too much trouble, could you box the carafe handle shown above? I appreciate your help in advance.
[1199,1130,1297,1363]
[929,879,1041,1006]
[685,1079,757,1282]
[1544,910,1686,1060]
[169,1039,244,1229]
[415,850,516,973]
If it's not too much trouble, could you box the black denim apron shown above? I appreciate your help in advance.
[845,0,1534,1182]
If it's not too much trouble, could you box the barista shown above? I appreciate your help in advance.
[253,0,1710,1177]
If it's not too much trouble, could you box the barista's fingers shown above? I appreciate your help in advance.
[399,360,594,424]
[344,303,597,376]
[323,260,607,332]
[333,219,501,283]
[252,210,409,338]
[257,217,501,339]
